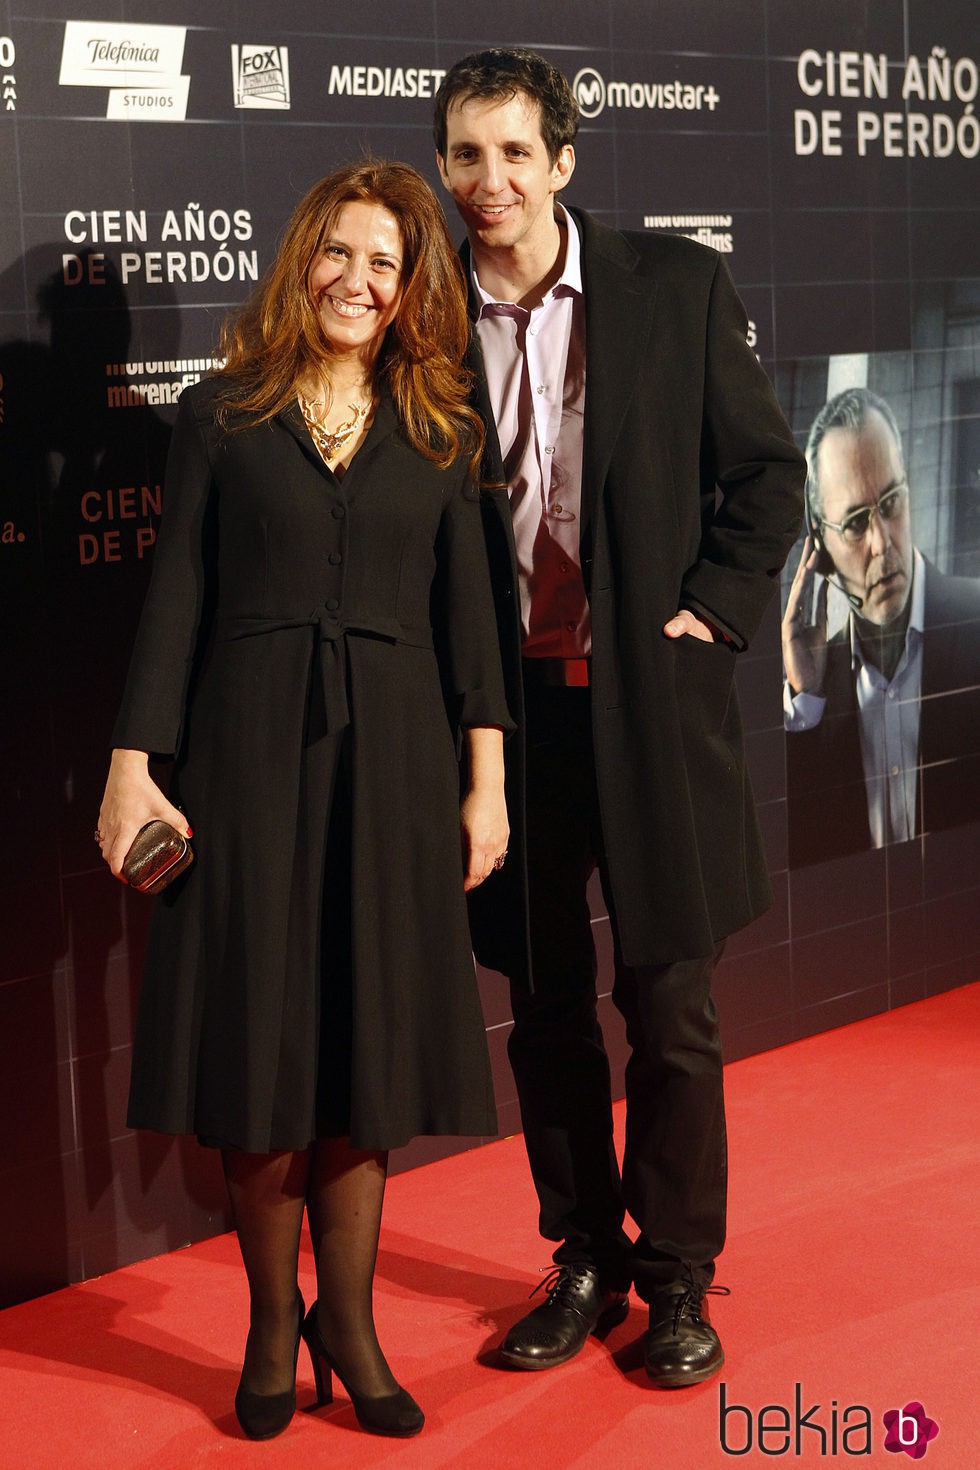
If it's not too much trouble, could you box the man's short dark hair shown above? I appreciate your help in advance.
[805,386,905,522]
[434,48,580,165]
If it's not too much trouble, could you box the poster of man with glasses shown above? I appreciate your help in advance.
[781,384,980,869]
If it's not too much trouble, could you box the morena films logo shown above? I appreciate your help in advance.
[718,1385,940,1458]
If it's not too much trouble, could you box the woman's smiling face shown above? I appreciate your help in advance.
[308,200,404,361]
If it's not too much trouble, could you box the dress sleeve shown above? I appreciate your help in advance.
[111,386,216,755]
[433,463,516,734]
[679,255,806,649]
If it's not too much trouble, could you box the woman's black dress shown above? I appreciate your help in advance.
[114,378,511,1152]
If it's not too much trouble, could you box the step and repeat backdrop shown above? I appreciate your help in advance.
[1,1,977,1305]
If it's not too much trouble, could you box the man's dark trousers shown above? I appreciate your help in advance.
[507,674,727,1302]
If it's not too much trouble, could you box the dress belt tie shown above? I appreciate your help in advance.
[217,611,434,737]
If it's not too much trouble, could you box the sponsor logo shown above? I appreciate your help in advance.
[104,357,219,410]
[232,44,290,110]
[573,67,605,118]
[644,212,734,254]
[573,65,720,118]
[327,64,445,100]
[106,77,189,119]
[59,21,189,121]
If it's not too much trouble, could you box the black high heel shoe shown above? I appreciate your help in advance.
[301,1301,424,1438]
[234,1291,305,1440]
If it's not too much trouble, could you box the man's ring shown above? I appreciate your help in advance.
[93,829,103,844]
[493,851,507,870]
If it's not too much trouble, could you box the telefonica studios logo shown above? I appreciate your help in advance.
[718,1385,940,1458]
[58,20,189,120]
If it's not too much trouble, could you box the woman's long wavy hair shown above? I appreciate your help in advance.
[214,160,483,470]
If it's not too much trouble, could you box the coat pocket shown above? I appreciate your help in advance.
[673,633,736,738]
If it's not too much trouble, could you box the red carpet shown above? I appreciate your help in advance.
[1,983,976,1468]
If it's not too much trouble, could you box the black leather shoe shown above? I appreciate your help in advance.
[643,1282,727,1387]
[499,1265,630,1370]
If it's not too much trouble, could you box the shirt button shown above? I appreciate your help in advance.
[559,562,569,573]
[553,502,563,514]
[887,689,895,699]
[332,505,345,519]
[536,384,545,394]
[326,598,340,612]
[328,552,342,565]
[566,620,576,632]
[545,444,555,454]
[891,764,900,776]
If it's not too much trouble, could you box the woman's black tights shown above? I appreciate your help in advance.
[222,1139,396,1400]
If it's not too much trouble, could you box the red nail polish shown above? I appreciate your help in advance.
[185,826,194,838]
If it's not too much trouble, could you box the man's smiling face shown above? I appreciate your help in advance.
[437,90,574,256]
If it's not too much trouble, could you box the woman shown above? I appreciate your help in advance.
[96,161,511,1441]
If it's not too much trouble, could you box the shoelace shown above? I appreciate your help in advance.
[668,1282,731,1333]
[528,1265,595,1306]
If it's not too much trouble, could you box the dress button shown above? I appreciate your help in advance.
[326,598,340,611]
[332,505,345,519]
[566,621,576,632]
[328,552,342,565]
[559,562,569,573]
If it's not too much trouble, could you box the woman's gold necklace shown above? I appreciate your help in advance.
[298,390,372,461]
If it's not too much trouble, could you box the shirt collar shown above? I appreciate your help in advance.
[849,546,925,664]
[470,202,583,315]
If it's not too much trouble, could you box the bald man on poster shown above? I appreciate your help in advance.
[782,386,980,868]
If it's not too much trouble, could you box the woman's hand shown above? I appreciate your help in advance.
[96,748,191,881]
[460,727,508,892]
[460,786,510,892]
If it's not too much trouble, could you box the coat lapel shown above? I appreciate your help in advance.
[570,208,659,542]
[461,244,507,490]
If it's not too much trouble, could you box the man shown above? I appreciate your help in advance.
[433,49,805,1385]
[782,386,980,868]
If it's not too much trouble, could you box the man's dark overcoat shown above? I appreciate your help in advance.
[786,561,980,866]
[114,378,509,1152]
[467,207,806,975]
